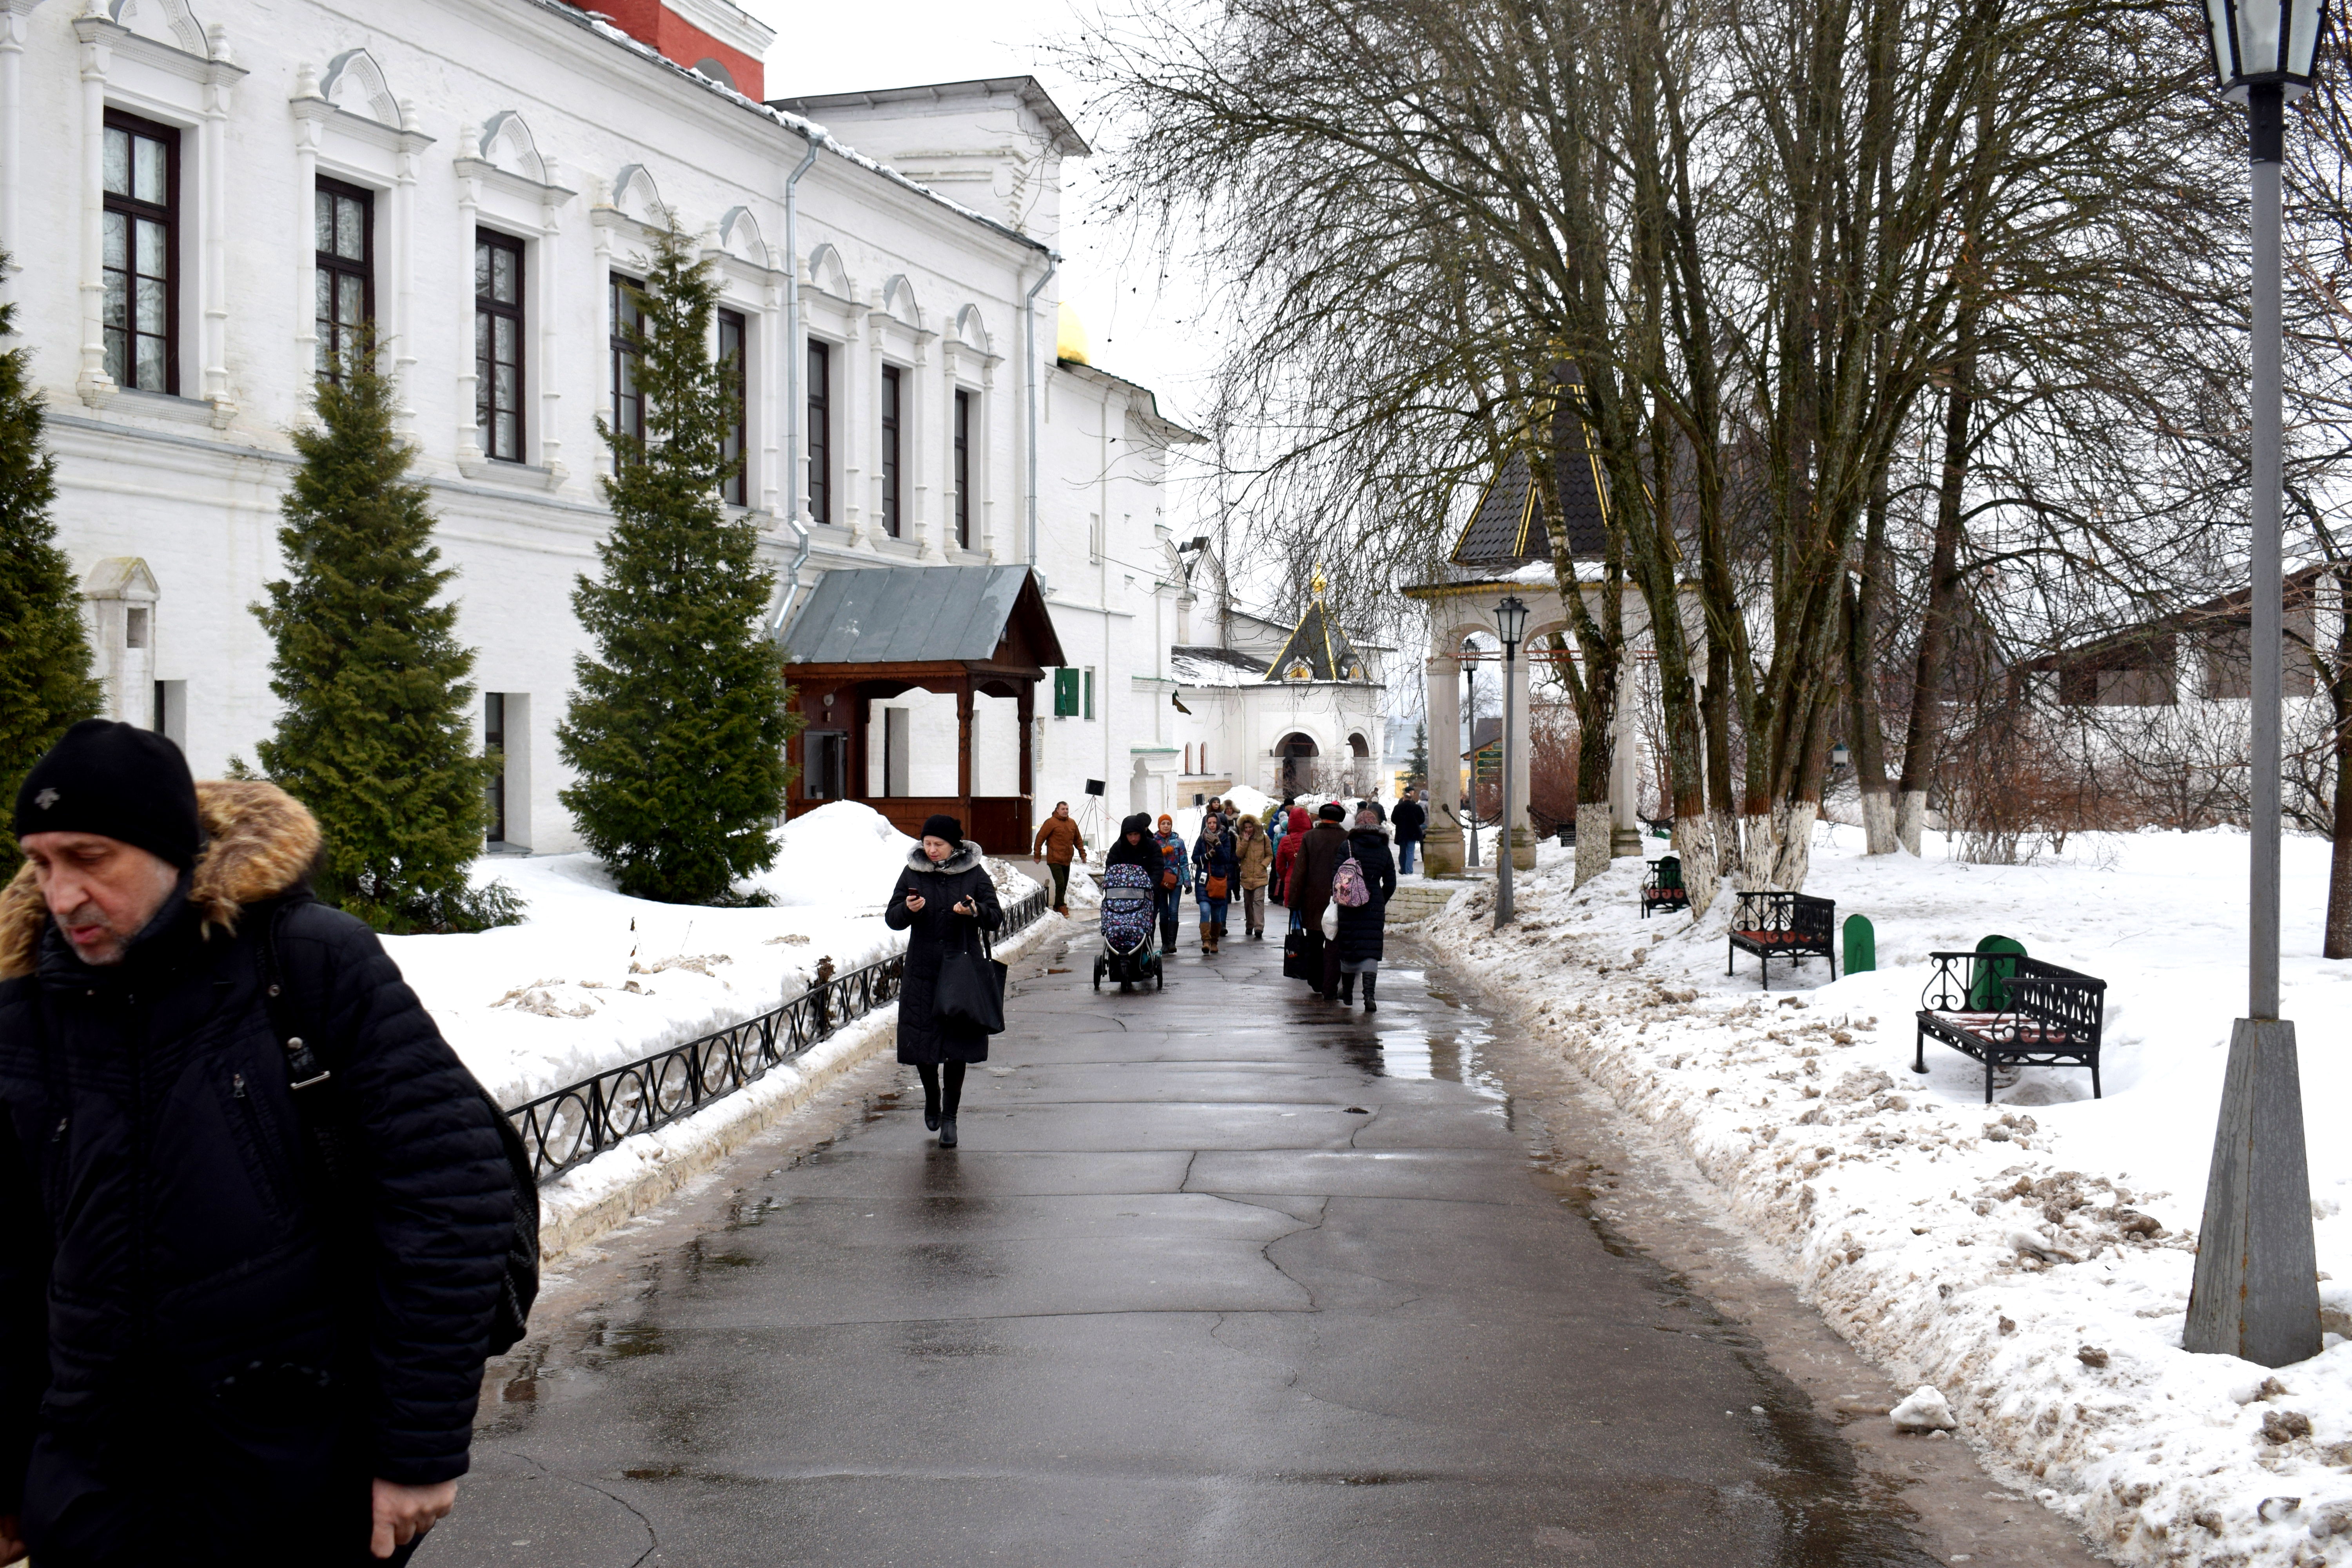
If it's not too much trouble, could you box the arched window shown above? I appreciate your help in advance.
[1348,733,1370,758]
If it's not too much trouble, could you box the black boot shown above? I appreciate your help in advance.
[918,1064,942,1132]
[938,1116,958,1148]
[1339,973,1356,1005]
[1363,974,1378,1013]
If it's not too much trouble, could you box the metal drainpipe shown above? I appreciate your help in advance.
[1024,254,1059,569]
[767,132,823,639]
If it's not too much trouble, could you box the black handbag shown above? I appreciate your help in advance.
[1282,909,1309,979]
[935,917,1008,1034]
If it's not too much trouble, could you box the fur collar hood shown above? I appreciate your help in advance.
[2,780,321,980]
[904,840,985,877]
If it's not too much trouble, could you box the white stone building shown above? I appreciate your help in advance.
[0,0,1219,856]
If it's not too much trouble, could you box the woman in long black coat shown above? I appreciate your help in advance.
[886,813,1002,1147]
[1332,807,1398,1011]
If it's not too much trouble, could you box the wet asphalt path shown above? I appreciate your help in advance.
[434,911,1940,1567]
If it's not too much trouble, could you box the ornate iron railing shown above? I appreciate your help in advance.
[506,884,1051,1183]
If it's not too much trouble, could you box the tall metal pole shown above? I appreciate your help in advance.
[1497,642,1517,925]
[2248,88,2284,1024]
[2186,82,2321,1368]
[1464,664,1481,870]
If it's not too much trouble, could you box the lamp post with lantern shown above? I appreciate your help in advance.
[1494,595,1530,926]
[2185,0,2328,1367]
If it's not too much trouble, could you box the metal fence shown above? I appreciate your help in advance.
[506,884,1051,1184]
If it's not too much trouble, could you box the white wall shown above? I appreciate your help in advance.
[3,0,1085,854]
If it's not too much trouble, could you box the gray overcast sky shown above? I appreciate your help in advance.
[738,0,1216,435]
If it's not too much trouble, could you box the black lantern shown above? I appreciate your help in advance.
[2203,0,2329,102]
[1494,595,1530,654]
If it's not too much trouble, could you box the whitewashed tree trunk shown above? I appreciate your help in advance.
[1575,801,1612,888]
[1738,810,1775,889]
[1860,787,1898,856]
[1895,788,1928,857]
[1675,812,1719,916]
[1771,800,1819,889]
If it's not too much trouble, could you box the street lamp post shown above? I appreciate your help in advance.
[2186,0,2328,1368]
[1495,595,1530,926]
[1465,662,1481,870]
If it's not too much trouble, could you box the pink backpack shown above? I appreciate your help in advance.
[1333,849,1370,907]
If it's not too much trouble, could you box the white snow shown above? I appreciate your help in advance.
[1417,825,2352,1568]
[1891,1385,1959,1432]
[384,802,1042,1111]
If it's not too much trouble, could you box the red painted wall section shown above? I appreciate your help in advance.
[577,0,764,100]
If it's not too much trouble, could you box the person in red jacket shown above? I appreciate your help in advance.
[1271,805,1312,904]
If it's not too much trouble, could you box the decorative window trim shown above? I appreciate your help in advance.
[73,13,245,89]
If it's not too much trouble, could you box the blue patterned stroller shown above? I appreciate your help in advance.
[1094,861,1164,991]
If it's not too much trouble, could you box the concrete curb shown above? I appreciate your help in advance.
[534,910,1073,1265]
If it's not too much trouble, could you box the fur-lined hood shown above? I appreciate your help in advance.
[904,840,985,877]
[1,780,322,980]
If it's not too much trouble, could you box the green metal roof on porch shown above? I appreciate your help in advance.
[777,565,1066,667]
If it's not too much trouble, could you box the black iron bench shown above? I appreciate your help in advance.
[1641,854,1689,918]
[1727,890,1836,989]
[1913,951,2107,1103]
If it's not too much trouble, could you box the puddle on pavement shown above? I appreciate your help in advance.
[598,1322,667,1359]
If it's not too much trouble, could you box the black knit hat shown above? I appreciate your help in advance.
[920,813,963,844]
[13,719,203,869]
[1318,802,1346,821]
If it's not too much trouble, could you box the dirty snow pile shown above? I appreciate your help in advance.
[1417,826,2352,1568]
[384,802,1044,1110]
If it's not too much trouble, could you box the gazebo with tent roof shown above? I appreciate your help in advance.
[1401,382,1697,877]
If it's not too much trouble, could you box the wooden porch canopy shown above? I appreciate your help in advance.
[779,565,1067,856]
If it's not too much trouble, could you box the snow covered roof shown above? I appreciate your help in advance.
[1170,646,1270,688]
[779,565,1065,667]
[770,77,1092,159]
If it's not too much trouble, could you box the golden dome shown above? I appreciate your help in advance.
[1056,300,1091,365]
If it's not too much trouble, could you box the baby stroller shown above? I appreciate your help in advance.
[1094,861,1165,991]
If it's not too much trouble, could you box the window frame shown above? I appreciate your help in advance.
[101,109,181,396]
[474,229,527,462]
[609,271,646,453]
[953,387,973,550]
[879,363,903,537]
[314,176,374,384]
[806,339,832,526]
[717,307,749,507]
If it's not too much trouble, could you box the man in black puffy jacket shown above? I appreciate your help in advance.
[0,721,514,1566]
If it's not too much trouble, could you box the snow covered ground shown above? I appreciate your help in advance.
[381,803,1040,1111]
[1417,826,2352,1568]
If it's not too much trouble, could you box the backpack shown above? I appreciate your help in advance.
[1333,848,1370,907]
[260,909,540,1357]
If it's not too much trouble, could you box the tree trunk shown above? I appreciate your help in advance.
[2325,570,2352,958]
[1847,465,1898,854]
[1895,328,1978,856]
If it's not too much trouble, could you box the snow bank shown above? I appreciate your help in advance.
[1419,826,2352,1568]
[385,804,1038,1110]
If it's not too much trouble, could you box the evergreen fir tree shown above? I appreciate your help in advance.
[255,338,521,932]
[0,248,102,875]
[1409,720,1430,788]
[559,225,795,904]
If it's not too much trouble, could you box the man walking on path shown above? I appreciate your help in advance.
[1030,801,1087,915]
[1392,787,1425,875]
[0,721,517,1567]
